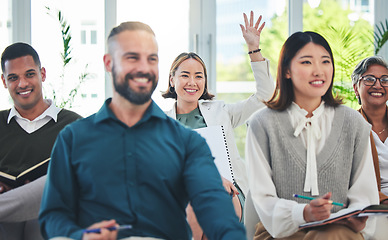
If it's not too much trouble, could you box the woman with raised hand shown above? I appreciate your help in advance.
[246,31,379,239]
[162,11,274,240]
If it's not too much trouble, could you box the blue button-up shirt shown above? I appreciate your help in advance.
[39,99,246,240]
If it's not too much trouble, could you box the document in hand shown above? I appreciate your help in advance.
[0,158,50,188]
[194,125,234,183]
[299,204,388,229]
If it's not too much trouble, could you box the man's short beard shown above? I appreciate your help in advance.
[112,66,157,105]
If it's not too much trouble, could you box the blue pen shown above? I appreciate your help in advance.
[84,224,132,234]
[293,194,345,207]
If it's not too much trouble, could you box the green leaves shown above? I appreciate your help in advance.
[323,25,372,82]
[45,6,89,109]
[374,19,388,55]
[57,10,73,67]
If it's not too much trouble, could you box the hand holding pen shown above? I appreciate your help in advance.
[84,224,132,234]
[299,192,338,222]
[83,219,131,240]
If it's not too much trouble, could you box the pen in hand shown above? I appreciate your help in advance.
[83,224,132,234]
[293,194,346,207]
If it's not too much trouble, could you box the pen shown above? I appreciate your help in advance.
[83,224,132,234]
[293,194,345,207]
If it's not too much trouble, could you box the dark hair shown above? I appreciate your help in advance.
[107,21,155,54]
[162,52,215,100]
[351,56,388,85]
[266,31,342,110]
[1,42,41,73]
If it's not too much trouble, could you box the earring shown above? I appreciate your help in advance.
[356,95,361,105]
[169,86,175,93]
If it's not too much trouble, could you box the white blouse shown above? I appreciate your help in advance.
[372,131,388,195]
[288,102,334,196]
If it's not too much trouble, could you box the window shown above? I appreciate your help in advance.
[91,30,97,44]
[80,22,98,45]
[0,0,12,110]
[81,30,86,44]
[31,0,105,117]
[215,0,287,158]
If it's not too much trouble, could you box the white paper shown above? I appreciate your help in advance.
[195,125,234,182]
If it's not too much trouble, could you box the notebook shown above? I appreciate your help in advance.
[299,204,388,229]
[0,157,50,188]
[195,125,234,183]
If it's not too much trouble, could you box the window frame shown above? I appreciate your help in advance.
[9,0,388,98]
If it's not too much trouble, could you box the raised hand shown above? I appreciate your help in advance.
[239,11,265,50]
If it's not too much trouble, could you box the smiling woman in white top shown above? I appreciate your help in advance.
[162,11,274,240]
[245,31,378,239]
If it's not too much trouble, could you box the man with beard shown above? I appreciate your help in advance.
[39,21,246,240]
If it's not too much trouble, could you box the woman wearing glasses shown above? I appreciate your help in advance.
[352,56,388,204]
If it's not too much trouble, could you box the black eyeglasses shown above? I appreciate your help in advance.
[359,75,388,87]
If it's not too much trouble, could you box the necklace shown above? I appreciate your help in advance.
[377,127,387,135]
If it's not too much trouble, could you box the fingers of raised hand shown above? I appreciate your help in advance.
[257,21,265,33]
[239,24,245,33]
[243,12,249,29]
[254,15,262,29]
[249,11,254,27]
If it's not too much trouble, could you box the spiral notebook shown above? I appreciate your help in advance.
[195,125,234,183]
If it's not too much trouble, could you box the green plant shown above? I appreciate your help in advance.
[45,7,89,109]
[320,25,373,108]
[374,19,388,55]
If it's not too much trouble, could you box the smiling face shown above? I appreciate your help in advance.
[355,64,388,109]
[170,58,205,111]
[1,55,46,112]
[104,29,159,105]
[286,42,333,109]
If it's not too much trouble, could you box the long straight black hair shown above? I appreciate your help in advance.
[266,31,342,110]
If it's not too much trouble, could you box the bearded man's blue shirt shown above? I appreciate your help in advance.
[39,98,246,240]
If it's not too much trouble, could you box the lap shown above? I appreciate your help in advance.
[254,222,364,240]
[0,219,43,240]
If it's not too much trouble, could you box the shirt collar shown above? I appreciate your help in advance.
[289,101,326,126]
[94,98,167,126]
[7,99,61,124]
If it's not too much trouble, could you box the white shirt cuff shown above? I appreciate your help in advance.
[292,203,307,226]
